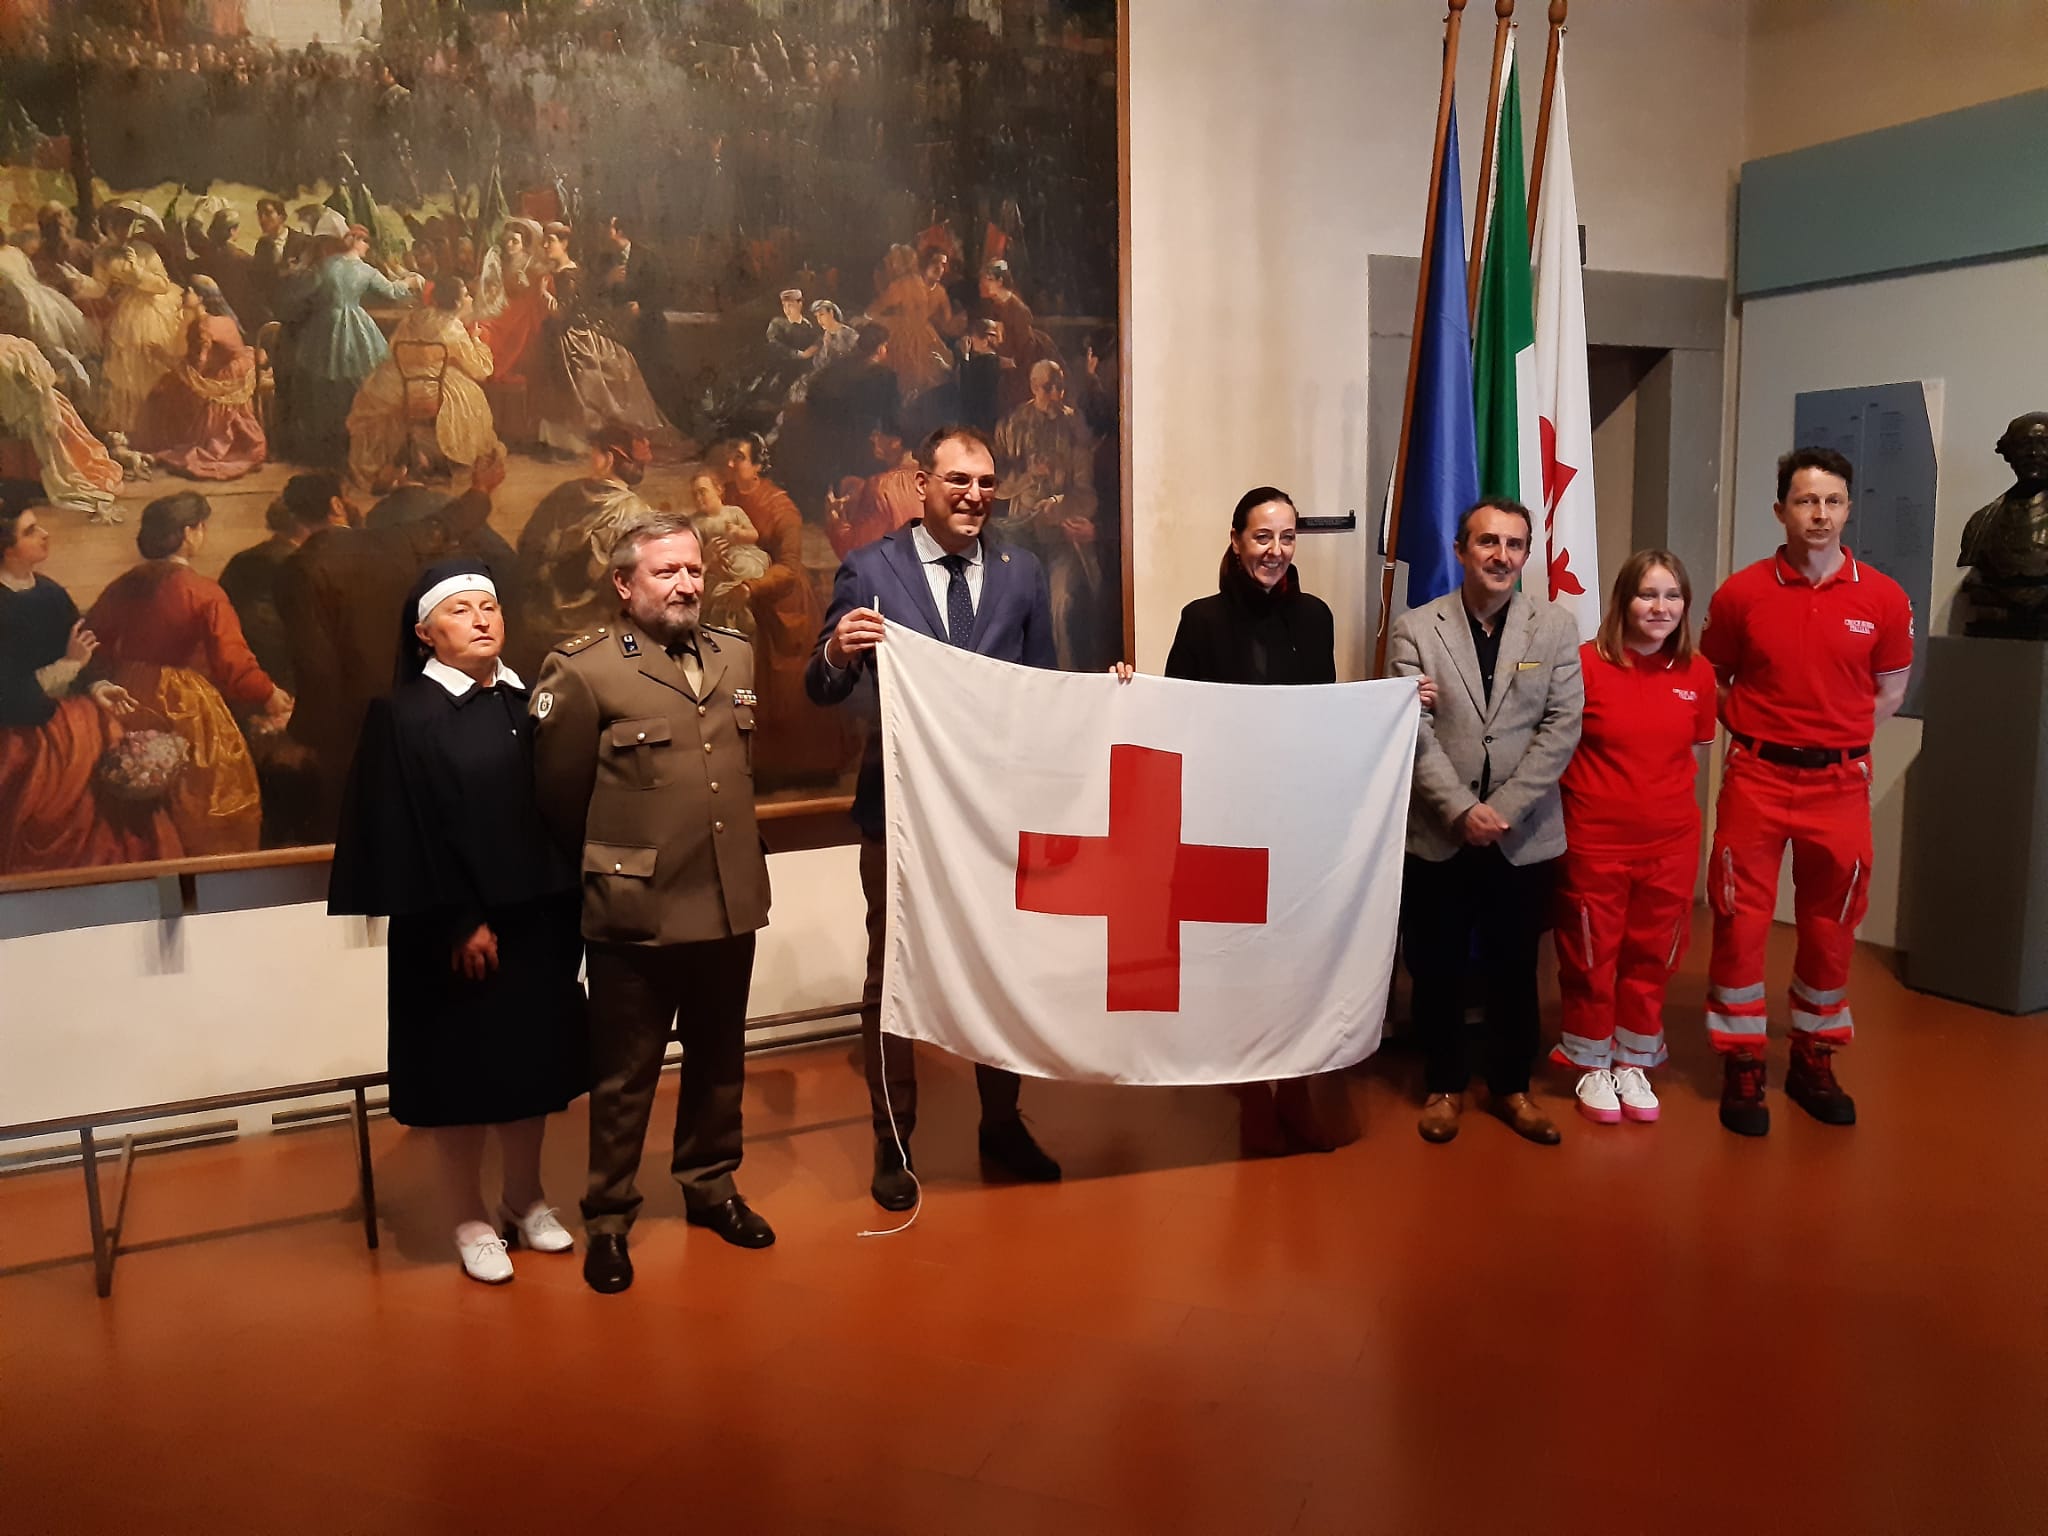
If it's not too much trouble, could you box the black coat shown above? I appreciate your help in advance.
[329,672,586,1127]
[1164,560,1337,687]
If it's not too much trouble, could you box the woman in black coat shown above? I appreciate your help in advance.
[1163,487,1339,1155]
[1164,486,1337,688]
[329,557,587,1284]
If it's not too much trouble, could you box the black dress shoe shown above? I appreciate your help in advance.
[978,1117,1062,1183]
[685,1195,776,1249]
[583,1232,632,1294]
[871,1140,919,1213]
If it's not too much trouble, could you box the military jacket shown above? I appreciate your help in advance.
[531,614,770,945]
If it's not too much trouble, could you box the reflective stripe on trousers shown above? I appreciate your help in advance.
[1707,1010,1768,1044]
[1792,1007,1854,1038]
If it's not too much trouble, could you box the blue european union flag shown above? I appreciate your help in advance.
[1395,101,1481,609]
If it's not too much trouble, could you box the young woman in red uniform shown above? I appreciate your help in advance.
[1552,550,1718,1123]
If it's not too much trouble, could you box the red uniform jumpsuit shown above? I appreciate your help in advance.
[1699,548,1913,1053]
[1552,643,1719,1070]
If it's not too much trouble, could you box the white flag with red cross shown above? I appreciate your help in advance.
[876,623,1417,1086]
[1531,44,1600,642]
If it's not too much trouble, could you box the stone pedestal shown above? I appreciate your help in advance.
[1901,635,2048,1014]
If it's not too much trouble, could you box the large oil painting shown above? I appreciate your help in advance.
[0,0,1122,885]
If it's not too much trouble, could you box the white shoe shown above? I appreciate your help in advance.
[1613,1066,1661,1123]
[456,1224,514,1284]
[1574,1069,1621,1124]
[500,1202,575,1254]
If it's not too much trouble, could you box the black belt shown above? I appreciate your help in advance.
[1732,733,1869,769]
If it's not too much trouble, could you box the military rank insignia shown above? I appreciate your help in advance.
[619,632,641,657]
[733,689,758,707]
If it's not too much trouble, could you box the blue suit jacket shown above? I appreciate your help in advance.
[805,524,1056,838]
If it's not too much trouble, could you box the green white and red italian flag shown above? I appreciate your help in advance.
[1472,36,1598,640]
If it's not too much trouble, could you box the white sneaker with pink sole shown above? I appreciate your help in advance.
[1574,1069,1621,1124]
[1613,1066,1661,1122]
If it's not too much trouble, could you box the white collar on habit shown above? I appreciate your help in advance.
[422,657,523,697]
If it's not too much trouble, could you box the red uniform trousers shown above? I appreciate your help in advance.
[1704,749,1872,1054]
[1551,835,1696,1071]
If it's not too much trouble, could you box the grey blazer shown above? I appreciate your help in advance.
[1388,590,1585,865]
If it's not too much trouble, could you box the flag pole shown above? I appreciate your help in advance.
[1466,0,1515,320]
[1373,0,1469,679]
[1526,0,1566,241]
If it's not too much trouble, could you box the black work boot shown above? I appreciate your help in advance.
[1786,1037,1857,1126]
[1719,1052,1770,1138]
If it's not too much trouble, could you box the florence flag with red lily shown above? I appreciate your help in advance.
[1531,42,1599,641]
[876,623,1419,1086]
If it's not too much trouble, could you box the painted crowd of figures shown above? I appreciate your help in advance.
[0,4,1122,883]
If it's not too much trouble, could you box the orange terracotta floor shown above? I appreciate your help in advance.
[6,917,2046,1535]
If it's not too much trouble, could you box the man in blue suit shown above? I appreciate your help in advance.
[806,424,1064,1211]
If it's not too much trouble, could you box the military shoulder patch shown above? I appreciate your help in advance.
[703,624,750,642]
[534,690,555,719]
[555,632,602,656]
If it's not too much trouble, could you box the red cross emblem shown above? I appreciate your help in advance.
[1540,414,1586,600]
[1015,745,1270,1012]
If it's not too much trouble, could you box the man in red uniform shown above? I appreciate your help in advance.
[1700,447,1913,1135]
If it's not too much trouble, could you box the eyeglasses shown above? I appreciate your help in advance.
[938,473,998,493]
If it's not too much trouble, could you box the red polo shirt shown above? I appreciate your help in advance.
[1561,642,1719,856]
[1700,547,1913,750]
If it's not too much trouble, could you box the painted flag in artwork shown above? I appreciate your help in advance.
[1471,34,1540,514]
[1394,95,1481,611]
[876,624,1419,1086]
[1530,41,1600,640]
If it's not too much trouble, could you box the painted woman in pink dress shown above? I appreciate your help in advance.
[131,278,268,481]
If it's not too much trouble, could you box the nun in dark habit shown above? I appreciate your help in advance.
[330,557,588,1284]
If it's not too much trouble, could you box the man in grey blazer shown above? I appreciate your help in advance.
[1389,498,1585,1145]
[806,424,1065,1212]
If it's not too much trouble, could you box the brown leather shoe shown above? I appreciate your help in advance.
[1496,1092,1562,1145]
[1418,1092,1462,1144]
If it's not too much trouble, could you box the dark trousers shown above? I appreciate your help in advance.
[581,933,755,1234]
[1401,847,1556,1097]
[860,834,1019,1142]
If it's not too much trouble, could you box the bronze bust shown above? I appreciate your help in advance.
[1958,413,2048,639]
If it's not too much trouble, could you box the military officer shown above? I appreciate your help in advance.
[531,510,774,1295]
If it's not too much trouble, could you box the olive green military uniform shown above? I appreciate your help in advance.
[531,614,770,1235]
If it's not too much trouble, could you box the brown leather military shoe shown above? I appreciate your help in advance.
[1496,1092,1562,1145]
[1418,1092,1462,1144]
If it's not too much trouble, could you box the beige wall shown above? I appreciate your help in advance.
[0,846,869,1130]
[1590,389,1638,597]
[1745,0,2048,158]
[1128,0,1748,673]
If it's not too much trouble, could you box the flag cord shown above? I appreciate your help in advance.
[857,592,917,1238]
[855,1029,922,1239]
